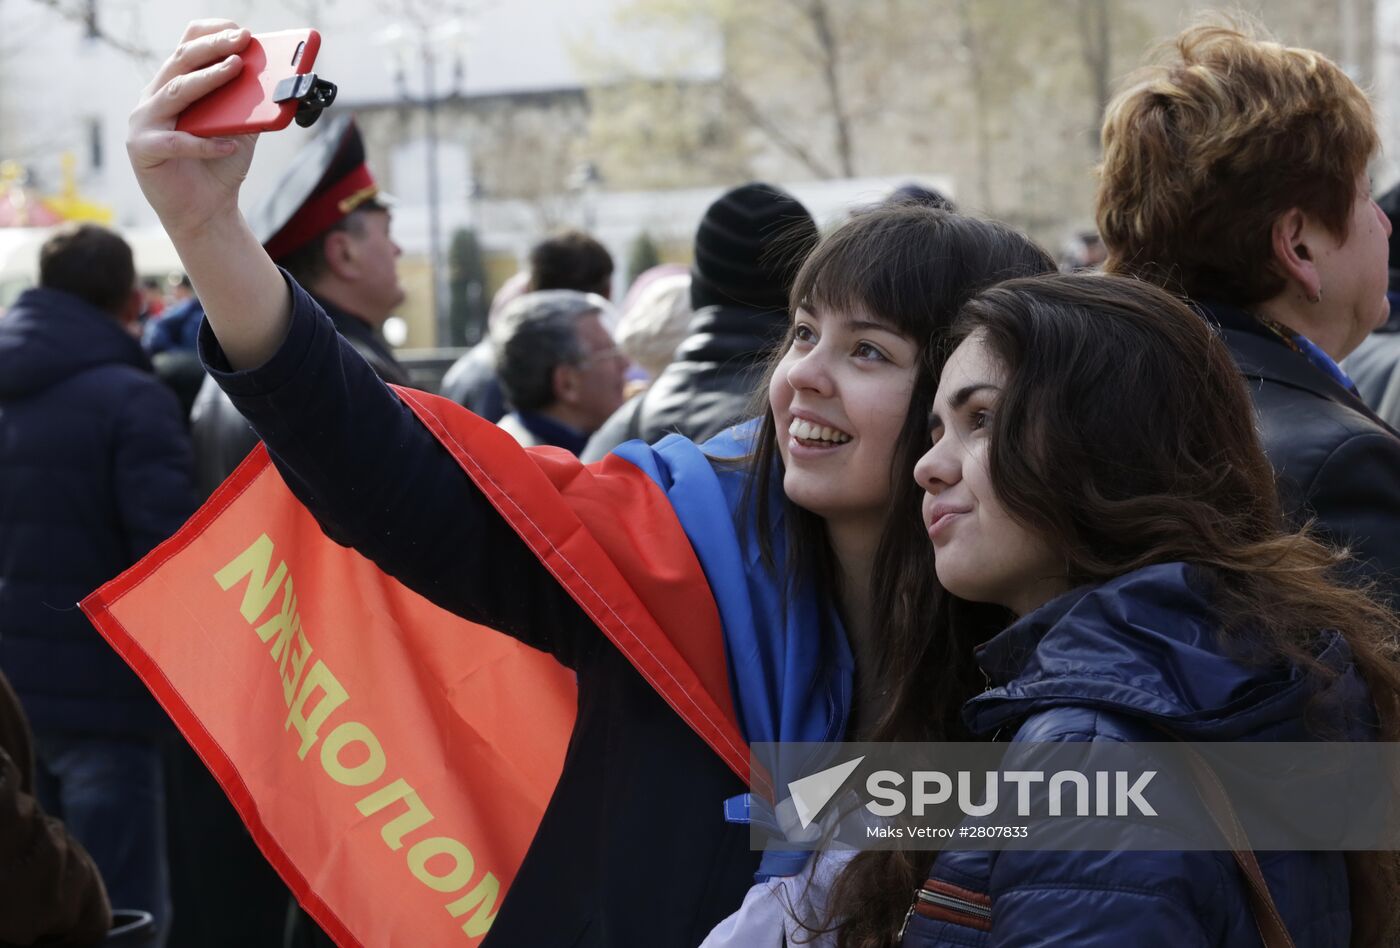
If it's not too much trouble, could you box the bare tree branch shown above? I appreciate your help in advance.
[956,0,994,211]
[720,78,837,179]
[25,0,156,62]
[805,0,855,177]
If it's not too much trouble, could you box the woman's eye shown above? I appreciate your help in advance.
[792,324,816,345]
[969,409,991,431]
[854,341,887,361]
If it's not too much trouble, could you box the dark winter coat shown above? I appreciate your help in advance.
[581,304,785,462]
[189,296,411,498]
[0,287,197,736]
[1204,302,1400,603]
[906,563,1374,947]
[199,277,759,947]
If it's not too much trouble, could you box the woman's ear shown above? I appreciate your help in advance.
[1270,208,1322,301]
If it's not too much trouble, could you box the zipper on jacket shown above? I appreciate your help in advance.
[898,879,993,938]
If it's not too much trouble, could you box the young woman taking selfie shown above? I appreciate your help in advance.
[125,22,1054,943]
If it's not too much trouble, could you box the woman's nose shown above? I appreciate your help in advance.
[913,438,958,492]
[785,347,834,395]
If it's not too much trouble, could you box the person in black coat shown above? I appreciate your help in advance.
[582,183,819,462]
[1096,21,1400,602]
[0,225,198,945]
[126,30,1062,940]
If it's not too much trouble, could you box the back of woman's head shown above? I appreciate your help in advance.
[1096,20,1377,305]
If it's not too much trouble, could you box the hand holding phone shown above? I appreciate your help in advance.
[129,21,300,375]
[176,29,336,137]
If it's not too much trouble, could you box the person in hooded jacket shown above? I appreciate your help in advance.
[819,274,1400,948]
[581,183,818,462]
[0,225,198,946]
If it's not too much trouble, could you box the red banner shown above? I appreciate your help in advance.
[81,390,748,946]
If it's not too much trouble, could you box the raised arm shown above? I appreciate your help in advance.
[130,22,599,667]
[127,20,289,370]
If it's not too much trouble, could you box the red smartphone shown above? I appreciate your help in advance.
[177,29,331,137]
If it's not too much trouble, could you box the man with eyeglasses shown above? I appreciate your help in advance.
[492,290,628,454]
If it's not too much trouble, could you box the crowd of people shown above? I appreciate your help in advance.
[3,12,1400,947]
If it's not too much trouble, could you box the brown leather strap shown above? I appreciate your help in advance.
[1173,739,1297,948]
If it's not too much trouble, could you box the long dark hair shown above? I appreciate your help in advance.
[741,206,1054,671]
[829,273,1400,946]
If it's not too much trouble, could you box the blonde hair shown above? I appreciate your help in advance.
[1096,21,1378,305]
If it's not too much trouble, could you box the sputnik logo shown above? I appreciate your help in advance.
[787,755,865,829]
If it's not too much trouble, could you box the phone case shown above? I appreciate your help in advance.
[176,29,322,137]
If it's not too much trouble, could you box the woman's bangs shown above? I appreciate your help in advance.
[790,222,931,338]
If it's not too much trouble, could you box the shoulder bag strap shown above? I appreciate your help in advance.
[1169,736,1297,948]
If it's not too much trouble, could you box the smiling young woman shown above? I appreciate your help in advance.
[124,39,1056,941]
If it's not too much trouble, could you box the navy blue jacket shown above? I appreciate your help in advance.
[0,288,197,736]
[904,563,1374,947]
[200,277,758,947]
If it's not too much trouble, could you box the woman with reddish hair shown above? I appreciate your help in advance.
[1096,21,1400,601]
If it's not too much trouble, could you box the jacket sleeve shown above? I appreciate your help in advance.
[112,377,200,562]
[1305,430,1400,603]
[199,275,598,668]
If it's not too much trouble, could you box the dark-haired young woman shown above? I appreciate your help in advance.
[830,274,1400,947]
[126,22,1056,944]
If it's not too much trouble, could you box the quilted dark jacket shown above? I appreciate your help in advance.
[906,563,1375,947]
[0,287,197,736]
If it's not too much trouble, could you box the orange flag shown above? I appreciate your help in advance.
[82,389,749,947]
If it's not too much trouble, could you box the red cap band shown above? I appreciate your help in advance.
[263,163,378,262]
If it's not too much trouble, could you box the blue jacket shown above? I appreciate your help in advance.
[904,563,1374,948]
[141,296,204,355]
[0,288,197,736]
